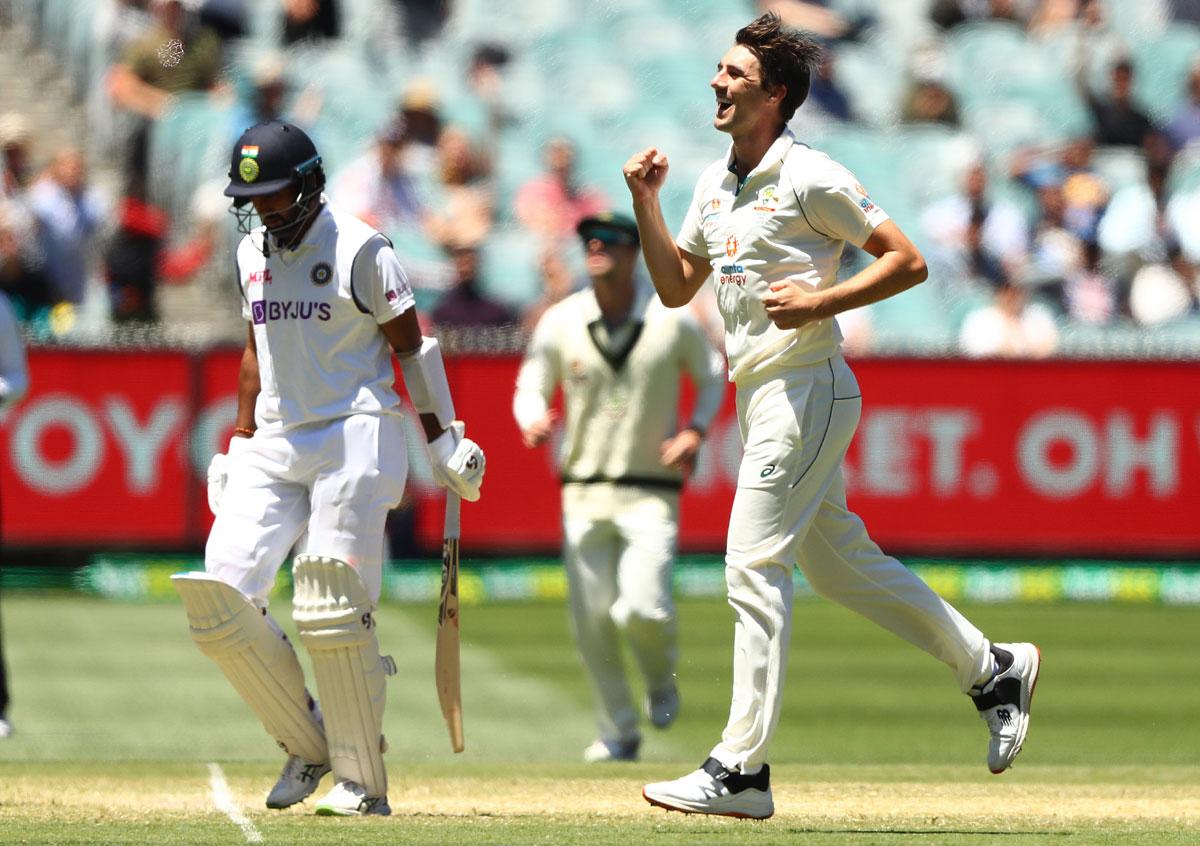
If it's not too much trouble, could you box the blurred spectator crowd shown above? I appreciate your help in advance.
[1,0,1198,358]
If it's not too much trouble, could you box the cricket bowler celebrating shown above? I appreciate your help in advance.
[172,120,485,816]
[513,212,725,762]
[622,14,1039,819]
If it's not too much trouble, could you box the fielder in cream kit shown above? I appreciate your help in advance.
[514,212,725,762]
[172,121,485,817]
[624,14,1040,819]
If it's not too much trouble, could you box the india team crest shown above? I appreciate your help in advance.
[238,157,260,183]
[310,262,333,286]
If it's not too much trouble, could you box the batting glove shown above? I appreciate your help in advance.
[206,435,253,515]
[427,421,485,502]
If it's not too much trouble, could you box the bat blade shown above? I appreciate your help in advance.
[435,492,464,753]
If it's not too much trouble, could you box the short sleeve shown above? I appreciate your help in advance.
[676,177,709,258]
[513,308,561,430]
[353,236,416,323]
[235,243,251,321]
[797,159,890,248]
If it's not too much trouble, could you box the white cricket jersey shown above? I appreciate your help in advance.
[235,201,416,430]
[514,285,726,488]
[677,128,890,384]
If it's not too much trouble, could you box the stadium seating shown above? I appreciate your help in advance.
[1091,145,1149,193]
[5,0,1199,348]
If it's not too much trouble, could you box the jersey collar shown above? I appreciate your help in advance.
[725,128,796,194]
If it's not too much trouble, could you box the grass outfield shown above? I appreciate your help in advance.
[1,594,1197,844]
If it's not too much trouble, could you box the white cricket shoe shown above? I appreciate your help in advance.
[645,683,680,729]
[582,737,640,763]
[265,756,331,809]
[970,642,1041,774]
[0,717,12,738]
[313,779,391,816]
[643,758,773,819]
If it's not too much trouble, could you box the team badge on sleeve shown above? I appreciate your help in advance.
[854,183,877,212]
[310,262,333,286]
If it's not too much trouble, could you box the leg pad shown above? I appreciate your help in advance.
[292,555,395,797]
[172,573,327,763]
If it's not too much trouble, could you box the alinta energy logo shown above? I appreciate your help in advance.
[252,299,332,324]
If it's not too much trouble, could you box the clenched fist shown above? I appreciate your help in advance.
[623,147,670,202]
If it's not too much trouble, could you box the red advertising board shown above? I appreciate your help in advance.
[2,352,1198,556]
[0,350,197,544]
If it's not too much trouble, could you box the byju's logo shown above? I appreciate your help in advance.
[251,299,332,323]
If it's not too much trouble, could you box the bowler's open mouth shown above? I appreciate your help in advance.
[716,96,732,119]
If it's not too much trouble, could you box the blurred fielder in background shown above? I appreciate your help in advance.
[0,289,30,739]
[514,211,725,763]
[624,13,1039,819]
[172,120,485,817]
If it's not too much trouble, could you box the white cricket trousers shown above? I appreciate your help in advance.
[710,355,991,774]
[205,413,408,605]
[561,483,680,744]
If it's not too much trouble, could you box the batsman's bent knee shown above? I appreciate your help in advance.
[171,572,327,762]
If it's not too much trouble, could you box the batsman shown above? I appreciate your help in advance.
[173,120,485,816]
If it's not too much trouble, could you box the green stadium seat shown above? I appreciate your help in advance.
[1132,25,1200,124]
[831,41,905,127]
[961,98,1060,155]
[1168,144,1200,196]
[1105,0,1171,48]
[891,125,980,210]
[947,21,1076,111]
[148,94,233,221]
[479,226,543,307]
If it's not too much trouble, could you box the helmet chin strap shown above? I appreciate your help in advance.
[233,193,323,258]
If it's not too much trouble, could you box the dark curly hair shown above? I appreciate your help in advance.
[735,12,822,124]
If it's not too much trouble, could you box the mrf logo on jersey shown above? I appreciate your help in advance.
[251,299,332,324]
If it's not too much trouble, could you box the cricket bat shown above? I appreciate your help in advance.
[435,491,465,753]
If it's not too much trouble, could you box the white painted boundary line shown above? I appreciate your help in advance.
[208,762,264,844]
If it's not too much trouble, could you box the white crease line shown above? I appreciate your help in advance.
[208,762,265,844]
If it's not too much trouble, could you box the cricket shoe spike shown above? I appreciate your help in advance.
[266,755,331,809]
[970,642,1041,774]
[583,737,640,763]
[313,778,391,816]
[643,758,773,819]
[645,682,680,729]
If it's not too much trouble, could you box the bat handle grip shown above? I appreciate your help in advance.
[443,491,461,540]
